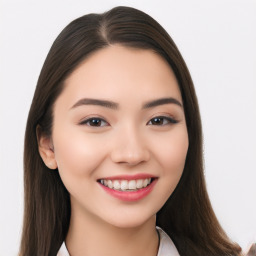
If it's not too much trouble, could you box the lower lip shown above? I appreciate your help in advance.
[99,179,157,202]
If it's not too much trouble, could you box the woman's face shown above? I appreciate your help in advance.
[49,45,188,228]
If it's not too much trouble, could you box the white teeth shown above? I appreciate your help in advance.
[113,180,120,190]
[120,180,128,190]
[143,179,148,188]
[107,180,113,189]
[100,178,153,191]
[128,180,136,189]
[136,179,143,189]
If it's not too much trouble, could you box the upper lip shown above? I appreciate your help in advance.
[98,173,157,181]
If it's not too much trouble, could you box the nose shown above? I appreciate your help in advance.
[110,126,150,166]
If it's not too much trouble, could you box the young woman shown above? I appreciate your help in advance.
[19,6,244,256]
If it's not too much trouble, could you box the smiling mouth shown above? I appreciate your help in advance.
[97,178,155,192]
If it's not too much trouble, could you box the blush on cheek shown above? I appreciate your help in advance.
[159,143,188,168]
[53,135,105,177]
[158,135,188,184]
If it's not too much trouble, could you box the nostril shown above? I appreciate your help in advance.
[111,152,150,166]
[110,136,150,165]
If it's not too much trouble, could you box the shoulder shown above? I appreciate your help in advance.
[56,242,70,256]
[56,227,180,256]
[156,226,180,256]
[246,243,256,256]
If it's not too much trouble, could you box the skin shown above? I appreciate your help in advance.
[38,45,189,256]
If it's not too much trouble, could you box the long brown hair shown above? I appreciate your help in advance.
[20,6,241,256]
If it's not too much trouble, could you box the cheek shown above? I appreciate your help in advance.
[154,127,188,190]
[157,127,188,168]
[52,127,107,178]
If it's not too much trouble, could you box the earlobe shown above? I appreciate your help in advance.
[36,125,58,170]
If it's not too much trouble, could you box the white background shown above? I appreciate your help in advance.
[0,0,255,255]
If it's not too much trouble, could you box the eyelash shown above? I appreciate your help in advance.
[147,116,178,125]
[80,117,109,127]
[79,116,178,127]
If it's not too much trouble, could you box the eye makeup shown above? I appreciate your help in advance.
[78,115,178,128]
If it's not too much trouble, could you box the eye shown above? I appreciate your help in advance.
[80,117,109,127]
[147,116,178,126]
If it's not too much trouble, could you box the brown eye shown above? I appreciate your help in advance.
[80,118,108,127]
[147,116,177,126]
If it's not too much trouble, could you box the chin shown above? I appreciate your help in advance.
[102,211,156,229]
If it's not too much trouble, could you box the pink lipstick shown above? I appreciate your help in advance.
[97,174,157,201]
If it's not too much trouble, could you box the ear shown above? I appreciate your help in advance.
[36,125,58,170]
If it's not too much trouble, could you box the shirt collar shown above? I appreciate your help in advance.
[57,226,180,256]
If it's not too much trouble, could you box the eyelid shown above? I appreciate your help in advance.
[147,115,178,125]
[77,114,178,127]
[78,116,109,127]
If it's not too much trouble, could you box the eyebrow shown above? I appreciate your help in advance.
[70,97,183,110]
[71,98,119,110]
[142,97,183,109]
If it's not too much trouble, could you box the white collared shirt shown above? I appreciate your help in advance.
[57,226,180,256]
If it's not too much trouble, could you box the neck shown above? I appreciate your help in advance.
[65,205,159,256]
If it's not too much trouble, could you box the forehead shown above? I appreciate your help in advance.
[58,45,182,107]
